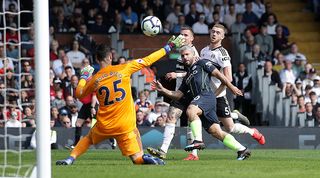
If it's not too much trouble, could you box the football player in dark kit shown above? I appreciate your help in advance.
[152,45,251,160]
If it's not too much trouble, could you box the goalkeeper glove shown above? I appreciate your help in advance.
[80,65,94,80]
[163,34,185,53]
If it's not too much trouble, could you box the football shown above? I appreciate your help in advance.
[141,16,162,37]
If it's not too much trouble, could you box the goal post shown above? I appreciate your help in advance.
[34,0,51,178]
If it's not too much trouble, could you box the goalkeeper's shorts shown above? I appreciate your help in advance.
[87,126,143,156]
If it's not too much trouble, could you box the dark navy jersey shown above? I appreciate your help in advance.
[179,59,217,98]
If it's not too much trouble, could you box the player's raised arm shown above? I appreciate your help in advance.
[76,65,96,99]
[151,80,184,100]
[127,35,185,74]
[211,69,243,96]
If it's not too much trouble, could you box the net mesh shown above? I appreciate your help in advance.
[0,0,36,177]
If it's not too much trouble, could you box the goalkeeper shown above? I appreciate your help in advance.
[56,35,185,165]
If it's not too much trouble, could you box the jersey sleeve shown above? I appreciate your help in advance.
[125,48,166,75]
[75,78,96,100]
[201,59,217,74]
[217,48,231,68]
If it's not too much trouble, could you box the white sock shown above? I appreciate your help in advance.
[231,123,254,136]
[160,123,175,153]
[230,112,238,119]
[187,127,198,156]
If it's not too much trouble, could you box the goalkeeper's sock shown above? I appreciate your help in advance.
[74,126,82,145]
[160,123,175,153]
[222,134,246,151]
[70,136,92,159]
[189,119,202,141]
[231,123,254,136]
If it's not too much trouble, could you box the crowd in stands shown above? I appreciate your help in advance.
[0,0,319,129]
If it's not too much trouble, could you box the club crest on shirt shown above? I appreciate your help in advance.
[135,59,143,63]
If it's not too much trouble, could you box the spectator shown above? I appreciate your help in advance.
[233,63,253,122]
[252,0,265,18]
[51,106,59,122]
[230,13,247,35]
[172,15,187,34]
[61,66,74,89]
[63,75,78,99]
[299,63,313,81]
[52,9,70,32]
[297,95,306,112]
[21,60,35,76]
[235,0,246,14]
[5,111,21,127]
[285,43,307,63]
[310,91,320,113]
[139,66,155,84]
[6,40,19,59]
[273,52,285,72]
[117,56,127,64]
[74,24,96,62]
[312,76,320,96]
[202,0,214,24]
[21,106,35,127]
[264,60,283,89]
[146,101,164,124]
[136,110,151,127]
[292,55,307,77]
[273,25,291,53]
[5,23,19,44]
[166,3,183,31]
[51,88,66,110]
[260,2,274,26]
[55,108,71,127]
[223,3,236,30]
[185,3,199,27]
[135,90,153,114]
[66,40,86,70]
[69,103,78,127]
[152,115,166,127]
[242,2,259,28]
[305,102,315,125]
[152,0,165,21]
[21,23,34,56]
[69,13,85,32]
[30,117,57,149]
[88,14,109,33]
[183,0,203,15]
[265,13,278,35]
[52,55,75,78]
[97,0,116,28]
[280,59,296,84]
[21,73,34,89]
[255,24,274,57]
[192,13,209,34]
[120,5,138,33]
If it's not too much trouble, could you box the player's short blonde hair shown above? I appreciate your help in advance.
[213,24,226,35]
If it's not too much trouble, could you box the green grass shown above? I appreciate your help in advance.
[2,149,320,178]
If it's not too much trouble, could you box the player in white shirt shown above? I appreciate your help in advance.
[197,24,265,148]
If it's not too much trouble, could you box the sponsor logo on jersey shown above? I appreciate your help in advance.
[222,56,230,61]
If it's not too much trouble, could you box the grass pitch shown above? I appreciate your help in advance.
[2,149,320,178]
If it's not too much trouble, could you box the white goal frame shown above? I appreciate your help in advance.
[34,0,51,178]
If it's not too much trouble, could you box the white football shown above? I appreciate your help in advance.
[141,16,162,37]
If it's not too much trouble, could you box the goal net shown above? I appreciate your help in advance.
[0,0,49,177]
